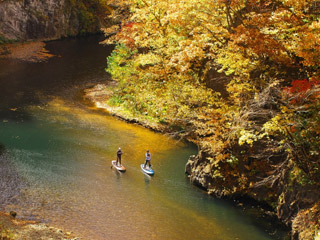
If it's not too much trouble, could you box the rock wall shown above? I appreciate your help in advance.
[185,85,320,239]
[0,0,102,41]
[185,148,320,240]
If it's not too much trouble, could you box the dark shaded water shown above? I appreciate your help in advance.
[0,36,288,239]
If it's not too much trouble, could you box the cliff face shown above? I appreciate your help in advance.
[0,0,103,41]
[185,85,320,239]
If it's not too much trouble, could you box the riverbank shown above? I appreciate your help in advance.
[0,211,78,240]
[0,41,54,62]
[84,83,169,133]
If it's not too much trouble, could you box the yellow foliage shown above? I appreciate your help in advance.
[315,229,320,240]
[105,0,320,175]
[238,129,258,146]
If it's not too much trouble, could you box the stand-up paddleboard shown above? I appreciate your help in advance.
[140,164,154,175]
[111,160,126,172]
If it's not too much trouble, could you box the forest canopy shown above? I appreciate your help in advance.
[103,0,320,198]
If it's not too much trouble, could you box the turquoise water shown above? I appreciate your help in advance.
[0,36,288,239]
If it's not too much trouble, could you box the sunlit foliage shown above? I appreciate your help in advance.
[104,0,320,200]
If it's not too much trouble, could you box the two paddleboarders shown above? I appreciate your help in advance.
[111,148,154,175]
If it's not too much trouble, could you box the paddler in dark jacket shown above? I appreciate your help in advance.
[116,147,123,166]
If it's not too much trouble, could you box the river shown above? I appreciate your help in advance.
[0,35,288,240]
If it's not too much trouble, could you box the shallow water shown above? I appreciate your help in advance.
[0,36,288,240]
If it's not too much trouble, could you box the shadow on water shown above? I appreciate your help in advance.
[230,198,290,239]
[0,34,114,122]
[0,143,5,154]
[187,184,290,240]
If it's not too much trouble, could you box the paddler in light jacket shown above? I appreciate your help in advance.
[143,150,152,169]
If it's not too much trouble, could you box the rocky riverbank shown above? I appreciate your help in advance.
[0,146,79,239]
[0,211,78,240]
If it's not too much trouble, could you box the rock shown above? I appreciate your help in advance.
[0,46,11,55]
[203,164,211,174]
[9,210,17,218]
[185,155,196,174]
[292,209,317,240]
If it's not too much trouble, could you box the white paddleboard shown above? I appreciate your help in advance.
[111,160,126,172]
[140,164,154,175]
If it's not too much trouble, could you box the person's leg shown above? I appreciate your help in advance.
[145,160,150,168]
[144,160,147,168]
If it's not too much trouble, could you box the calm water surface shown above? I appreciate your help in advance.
[0,36,288,240]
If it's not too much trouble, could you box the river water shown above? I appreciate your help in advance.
[0,36,288,240]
